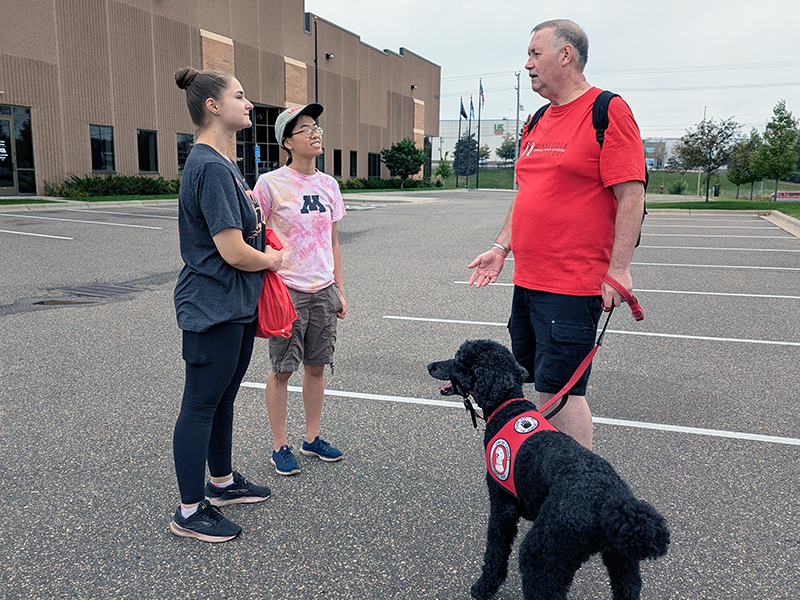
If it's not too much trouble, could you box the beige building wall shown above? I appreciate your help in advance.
[0,0,440,194]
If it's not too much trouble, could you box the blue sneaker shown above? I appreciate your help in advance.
[205,471,271,506]
[300,436,343,462]
[271,445,300,476]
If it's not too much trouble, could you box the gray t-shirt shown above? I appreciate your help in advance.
[174,144,266,332]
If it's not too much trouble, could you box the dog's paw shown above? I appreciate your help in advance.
[471,577,499,600]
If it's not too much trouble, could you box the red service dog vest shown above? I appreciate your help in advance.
[486,410,558,498]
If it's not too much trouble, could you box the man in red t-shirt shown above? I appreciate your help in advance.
[468,19,645,450]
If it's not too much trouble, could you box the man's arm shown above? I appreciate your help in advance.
[602,180,645,308]
[467,198,515,287]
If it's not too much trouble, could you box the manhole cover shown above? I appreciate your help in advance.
[56,284,140,298]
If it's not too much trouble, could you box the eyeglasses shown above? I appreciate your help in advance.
[287,126,323,139]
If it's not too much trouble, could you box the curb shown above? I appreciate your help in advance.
[0,198,179,212]
[648,208,800,239]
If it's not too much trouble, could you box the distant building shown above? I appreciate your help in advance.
[0,0,440,196]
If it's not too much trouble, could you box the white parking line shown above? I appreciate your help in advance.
[643,225,774,229]
[452,281,800,300]
[0,229,73,240]
[642,234,793,239]
[66,208,178,219]
[632,262,800,271]
[639,245,800,253]
[382,315,800,347]
[0,213,162,229]
[239,382,800,447]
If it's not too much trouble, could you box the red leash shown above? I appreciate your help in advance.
[538,274,643,419]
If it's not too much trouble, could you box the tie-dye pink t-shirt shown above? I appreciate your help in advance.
[253,166,345,292]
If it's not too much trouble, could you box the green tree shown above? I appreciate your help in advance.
[496,133,517,163]
[751,99,799,200]
[726,129,761,200]
[453,133,478,176]
[434,151,453,183]
[380,137,426,188]
[674,117,741,201]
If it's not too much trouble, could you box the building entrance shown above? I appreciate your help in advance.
[0,106,37,196]
[237,104,281,188]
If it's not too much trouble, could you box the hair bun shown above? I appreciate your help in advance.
[175,67,199,90]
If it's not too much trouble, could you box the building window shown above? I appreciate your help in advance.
[368,152,381,178]
[137,129,159,173]
[350,151,357,177]
[333,149,342,178]
[90,125,115,172]
[316,148,325,173]
[177,133,193,170]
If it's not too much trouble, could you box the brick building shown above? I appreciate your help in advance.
[0,0,440,195]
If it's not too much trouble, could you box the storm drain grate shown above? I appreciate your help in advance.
[56,284,141,298]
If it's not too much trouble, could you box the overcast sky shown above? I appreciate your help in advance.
[304,0,800,139]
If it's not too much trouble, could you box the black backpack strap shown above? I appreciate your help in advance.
[591,90,619,148]
[526,103,551,136]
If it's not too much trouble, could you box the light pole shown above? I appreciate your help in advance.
[314,16,319,103]
[514,71,520,190]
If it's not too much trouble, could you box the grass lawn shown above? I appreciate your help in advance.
[0,198,58,205]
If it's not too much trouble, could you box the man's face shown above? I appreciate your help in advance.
[524,28,561,98]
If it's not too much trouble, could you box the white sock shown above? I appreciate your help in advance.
[180,504,199,518]
[210,476,234,488]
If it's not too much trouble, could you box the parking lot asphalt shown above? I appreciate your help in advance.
[1,190,798,599]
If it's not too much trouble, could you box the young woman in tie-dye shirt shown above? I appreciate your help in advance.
[253,103,347,477]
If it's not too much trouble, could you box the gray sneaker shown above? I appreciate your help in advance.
[205,471,271,506]
[169,499,241,543]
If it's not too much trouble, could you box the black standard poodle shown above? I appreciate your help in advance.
[428,339,669,600]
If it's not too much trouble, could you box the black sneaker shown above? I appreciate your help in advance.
[169,499,241,543]
[205,471,271,506]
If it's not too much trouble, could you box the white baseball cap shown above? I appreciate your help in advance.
[275,103,324,150]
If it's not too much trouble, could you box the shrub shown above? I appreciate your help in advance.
[44,174,181,198]
[667,180,687,194]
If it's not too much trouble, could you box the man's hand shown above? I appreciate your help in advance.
[467,249,507,288]
[601,269,632,311]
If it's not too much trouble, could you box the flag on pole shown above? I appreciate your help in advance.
[479,80,485,107]
[460,98,468,120]
[470,97,475,119]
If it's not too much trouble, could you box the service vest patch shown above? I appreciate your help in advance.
[486,410,559,498]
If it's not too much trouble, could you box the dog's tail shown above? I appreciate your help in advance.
[600,497,670,561]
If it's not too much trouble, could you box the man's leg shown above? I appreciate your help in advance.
[539,392,593,450]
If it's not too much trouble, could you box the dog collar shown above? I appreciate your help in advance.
[484,398,527,425]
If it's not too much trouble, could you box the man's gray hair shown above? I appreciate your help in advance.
[532,19,589,72]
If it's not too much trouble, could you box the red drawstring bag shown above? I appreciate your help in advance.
[255,228,297,338]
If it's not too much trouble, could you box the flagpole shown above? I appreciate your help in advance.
[476,80,482,189]
[466,95,473,190]
[456,98,463,188]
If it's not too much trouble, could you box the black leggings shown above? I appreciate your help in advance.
[173,320,256,505]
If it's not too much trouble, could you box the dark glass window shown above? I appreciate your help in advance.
[90,125,115,172]
[350,151,357,177]
[316,148,325,173]
[333,149,342,178]
[14,118,34,169]
[137,129,158,172]
[368,152,381,178]
[177,133,193,170]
